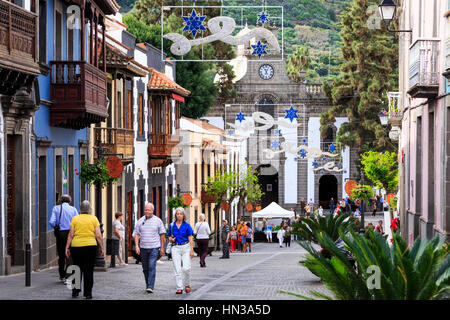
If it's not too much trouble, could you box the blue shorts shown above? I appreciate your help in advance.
[241,235,246,244]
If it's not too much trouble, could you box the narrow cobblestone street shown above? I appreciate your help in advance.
[0,240,331,300]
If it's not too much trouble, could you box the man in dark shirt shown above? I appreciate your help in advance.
[219,219,230,259]
[300,199,306,216]
[329,197,335,214]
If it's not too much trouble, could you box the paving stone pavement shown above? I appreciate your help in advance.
[0,241,331,300]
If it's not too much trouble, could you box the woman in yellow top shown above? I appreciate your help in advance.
[65,200,103,299]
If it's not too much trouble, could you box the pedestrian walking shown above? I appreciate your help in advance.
[318,206,324,217]
[194,213,211,268]
[304,204,311,217]
[244,222,253,253]
[300,198,306,216]
[266,223,273,243]
[277,226,285,248]
[240,222,248,252]
[219,219,231,259]
[283,226,291,247]
[112,212,127,266]
[230,226,238,252]
[372,201,377,217]
[50,194,79,283]
[65,200,103,299]
[236,220,243,252]
[308,198,314,214]
[329,197,335,214]
[133,203,166,293]
[168,207,195,294]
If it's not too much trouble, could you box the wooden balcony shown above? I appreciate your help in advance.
[201,189,216,204]
[94,127,134,163]
[50,61,108,129]
[0,0,40,95]
[408,39,440,99]
[149,133,181,158]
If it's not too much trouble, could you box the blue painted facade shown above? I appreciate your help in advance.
[34,0,88,235]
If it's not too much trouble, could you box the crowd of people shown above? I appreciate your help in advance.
[50,193,389,299]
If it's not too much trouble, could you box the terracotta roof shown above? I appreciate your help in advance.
[136,43,146,50]
[148,68,190,97]
[181,117,224,134]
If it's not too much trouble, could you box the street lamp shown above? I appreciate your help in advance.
[379,109,389,126]
[378,0,412,33]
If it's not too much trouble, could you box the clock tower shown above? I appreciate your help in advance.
[204,53,358,220]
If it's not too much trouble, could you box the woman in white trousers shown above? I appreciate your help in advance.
[168,207,195,294]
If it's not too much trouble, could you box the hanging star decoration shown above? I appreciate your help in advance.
[182,9,207,38]
[312,160,319,168]
[338,162,342,168]
[299,149,307,159]
[322,157,327,161]
[257,11,270,25]
[284,106,299,123]
[320,170,325,174]
[251,40,268,58]
[328,143,337,153]
[301,138,307,143]
[236,112,246,123]
[270,140,281,150]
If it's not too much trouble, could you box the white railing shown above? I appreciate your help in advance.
[409,39,440,89]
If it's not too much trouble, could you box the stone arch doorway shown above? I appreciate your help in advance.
[256,164,278,208]
[319,175,338,209]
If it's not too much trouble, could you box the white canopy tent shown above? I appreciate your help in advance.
[252,202,295,219]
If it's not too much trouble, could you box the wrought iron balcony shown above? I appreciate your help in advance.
[50,61,108,129]
[0,0,39,95]
[94,127,134,163]
[408,39,440,99]
[387,92,403,126]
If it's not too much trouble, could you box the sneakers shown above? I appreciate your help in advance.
[146,288,154,293]
[156,260,164,265]
[119,262,128,266]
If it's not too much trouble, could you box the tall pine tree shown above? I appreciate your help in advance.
[320,0,398,162]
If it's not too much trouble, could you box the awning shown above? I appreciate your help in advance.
[172,93,185,103]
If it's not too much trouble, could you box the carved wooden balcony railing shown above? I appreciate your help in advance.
[408,39,440,99]
[94,127,134,163]
[0,0,40,95]
[50,61,108,129]
[149,133,181,158]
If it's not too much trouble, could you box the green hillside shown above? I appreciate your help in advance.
[116,0,352,81]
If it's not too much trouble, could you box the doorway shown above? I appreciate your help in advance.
[319,175,338,209]
[257,164,278,209]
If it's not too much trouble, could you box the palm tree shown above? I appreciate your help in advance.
[287,47,310,83]
[281,229,450,300]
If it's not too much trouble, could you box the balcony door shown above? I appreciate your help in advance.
[54,6,62,61]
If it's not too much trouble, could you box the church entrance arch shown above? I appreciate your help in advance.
[256,164,278,208]
[319,175,338,209]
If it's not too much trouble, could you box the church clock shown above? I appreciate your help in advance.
[258,64,274,80]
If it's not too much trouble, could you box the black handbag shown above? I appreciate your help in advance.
[53,204,63,237]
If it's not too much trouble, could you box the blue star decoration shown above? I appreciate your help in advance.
[344,170,347,174]
[338,162,342,168]
[257,11,270,25]
[320,170,324,174]
[299,149,307,159]
[328,143,337,153]
[236,112,246,123]
[228,129,235,134]
[251,40,268,59]
[322,157,327,161]
[270,140,281,150]
[301,138,307,143]
[182,9,207,38]
[284,106,299,123]
[312,160,319,168]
